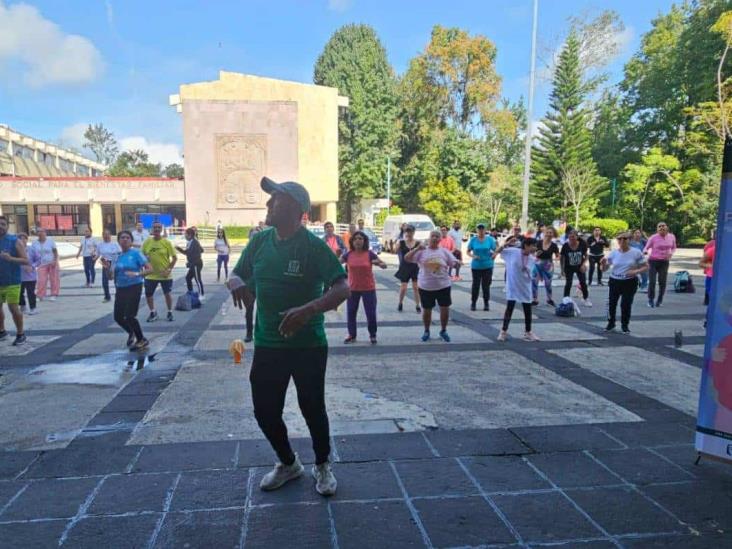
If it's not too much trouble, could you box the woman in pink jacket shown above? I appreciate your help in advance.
[643,221,676,308]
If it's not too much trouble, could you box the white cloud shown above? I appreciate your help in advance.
[0,1,103,87]
[119,136,182,167]
[59,123,88,149]
[328,0,352,12]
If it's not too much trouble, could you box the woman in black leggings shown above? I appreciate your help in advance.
[560,230,592,307]
[177,228,204,297]
[104,230,152,350]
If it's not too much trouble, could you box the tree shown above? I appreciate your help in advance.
[561,165,605,228]
[163,163,184,179]
[83,124,118,166]
[532,32,600,222]
[418,176,471,226]
[474,165,521,229]
[107,149,161,177]
[314,24,400,220]
[619,148,701,233]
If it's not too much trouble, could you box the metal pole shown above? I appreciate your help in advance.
[521,0,539,231]
[386,156,391,214]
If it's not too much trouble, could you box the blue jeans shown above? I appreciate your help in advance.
[532,260,554,301]
[217,254,229,279]
[83,256,96,284]
[102,268,111,300]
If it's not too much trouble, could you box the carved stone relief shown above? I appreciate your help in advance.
[215,134,267,209]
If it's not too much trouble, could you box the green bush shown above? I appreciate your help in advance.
[580,218,629,236]
[374,205,403,226]
[683,236,708,247]
[200,225,251,238]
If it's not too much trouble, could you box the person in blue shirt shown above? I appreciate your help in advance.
[102,230,152,350]
[0,215,29,346]
[467,223,497,311]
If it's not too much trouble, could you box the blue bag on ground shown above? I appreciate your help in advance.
[175,292,192,311]
[673,271,695,293]
[555,297,576,317]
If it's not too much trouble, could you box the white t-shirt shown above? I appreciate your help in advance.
[32,238,57,265]
[501,247,535,303]
[214,238,230,255]
[79,236,97,257]
[132,230,149,247]
[96,241,122,262]
[607,248,645,280]
[447,229,464,250]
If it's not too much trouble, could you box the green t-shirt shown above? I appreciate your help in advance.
[141,237,176,280]
[233,227,346,349]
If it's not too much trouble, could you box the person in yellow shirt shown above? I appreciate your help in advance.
[141,221,177,322]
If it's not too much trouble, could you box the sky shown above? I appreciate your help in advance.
[0,0,675,166]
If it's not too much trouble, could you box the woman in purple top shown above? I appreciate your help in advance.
[643,221,677,308]
[405,230,460,342]
[18,233,40,315]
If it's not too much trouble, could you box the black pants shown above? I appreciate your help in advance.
[588,256,603,284]
[244,302,254,337]
[471,268,493,305]
[564,267,588,299]
[102,269,111,300]
[502,300,532,332]
[250,346,330,465]
[19,281,37,310]
[114,284,144,341]
[608,277,638,328]
[648,259,669,304]
[186,261,204,296]
[83,256,96,284]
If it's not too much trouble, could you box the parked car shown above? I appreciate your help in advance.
[381,214,435,253]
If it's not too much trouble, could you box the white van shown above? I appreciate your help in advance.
[381,214,436,253]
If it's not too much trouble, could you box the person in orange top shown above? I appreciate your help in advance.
[439,226,455,252]
[341,223,357,249]
[700,230,716,327]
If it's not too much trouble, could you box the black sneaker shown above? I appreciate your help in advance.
[470,303,477,311]
[147,311,158,322]
[547,299,556,307]
[604,322,616,332]
[244,332,253,343]
[397,303,403,312]
[0,330,7,340]
[483,303,490,311]
[621,325,631,334]
[416,306,422,313]
[166,311,174,322]
[103,297,111,303]
[655,301,663,308]
[12,334,26,346]
[126,334,135,348]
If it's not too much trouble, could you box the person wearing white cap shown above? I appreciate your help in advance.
[229,177,349,497]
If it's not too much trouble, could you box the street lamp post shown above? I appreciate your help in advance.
[521,0,539,231]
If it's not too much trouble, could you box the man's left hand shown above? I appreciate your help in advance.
[279,304,316,339]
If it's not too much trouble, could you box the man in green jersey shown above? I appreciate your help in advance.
[229,177,349,496]
[142,221,177,322]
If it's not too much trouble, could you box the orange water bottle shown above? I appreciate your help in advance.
[229,339,245,364]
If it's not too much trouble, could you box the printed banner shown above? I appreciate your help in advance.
[696,137,732,462]
[56,215,73,230]
[38,214,56,230]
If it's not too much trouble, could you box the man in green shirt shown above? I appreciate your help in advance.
[141,221,177,322]
[230,177,349,497]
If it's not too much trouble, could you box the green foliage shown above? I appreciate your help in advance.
[107,149,161,177]
[374,205,402,226]
[200,225,250,239]
[83,123,118,166]
[163,163,184,179]
[532,32,600,222]
[684,237,709,247]
[417,176,471,226]
[314,24,400,220]
[579,217,628,236]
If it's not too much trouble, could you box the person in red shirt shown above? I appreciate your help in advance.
[341,231,387,344]
[439,226,455,253]
[700,231,716,327]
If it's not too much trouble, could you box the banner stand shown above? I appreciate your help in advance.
[695,135,732,466]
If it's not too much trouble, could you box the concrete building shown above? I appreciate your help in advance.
[170,71,347,225]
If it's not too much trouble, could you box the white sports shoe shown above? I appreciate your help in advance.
[312,462,337,496]
[497,330,508,342]
[583,298,593,307]
[49,296,57,302]
[259,454,304,491]
[524,331,541,341]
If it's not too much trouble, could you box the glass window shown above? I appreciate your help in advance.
[32,204,90,236]
[0,138,8,152]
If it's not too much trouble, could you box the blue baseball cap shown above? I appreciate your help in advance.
[261,177,311,213]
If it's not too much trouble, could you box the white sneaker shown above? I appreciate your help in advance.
[259,454,304,491]
[21,306,28,314]
[49,296,57,302]
[583,299,593,307]
[524,331,540,341]
[497,330,508,342]
[27,309,37,316]
[312,462,337,496]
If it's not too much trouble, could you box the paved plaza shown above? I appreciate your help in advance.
[0,250,730,548]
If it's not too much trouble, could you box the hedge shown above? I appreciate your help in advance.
[200,225,251,238]
[579,218,629,236]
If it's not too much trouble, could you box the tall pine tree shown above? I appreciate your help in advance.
[531,32,600,223]
[314,25,400,220]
